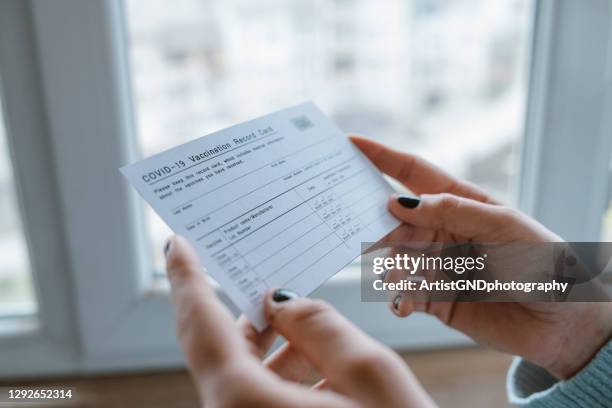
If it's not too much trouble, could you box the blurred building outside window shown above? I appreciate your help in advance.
[0,91,36,316]
[124,0,534,274]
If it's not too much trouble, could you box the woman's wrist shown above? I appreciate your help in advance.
[546,302,612,379]
[508,339,612,407]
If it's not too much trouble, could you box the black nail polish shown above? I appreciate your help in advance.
[163,240,172,258]
[392,294,403,310]
[272,288,299,302]
[397,195,420,209]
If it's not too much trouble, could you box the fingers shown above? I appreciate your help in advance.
[390,293,415,317]
[264,343,313,383]
[379,223,436,245]
[265,291,437,406]
[167,238,354,408]
[388,193,512,240]
[384,254,433,318]
[237,316,314,382]
[350,135,497,204]
[165,235,246,376]
[237,315,277,359]
[209,363,355,408]
[264,290,407,397]
[264,290,384,373]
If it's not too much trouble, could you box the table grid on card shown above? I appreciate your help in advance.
[197,155,390,305]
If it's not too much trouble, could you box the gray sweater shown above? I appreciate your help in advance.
[507,339,612,407]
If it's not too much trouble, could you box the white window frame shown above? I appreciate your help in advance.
[519,0,612,241]
[0,0,610,377]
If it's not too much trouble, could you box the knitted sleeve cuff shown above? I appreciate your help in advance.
[506,339,612,407]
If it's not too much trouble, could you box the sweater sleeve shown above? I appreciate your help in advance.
[506,339,612,407]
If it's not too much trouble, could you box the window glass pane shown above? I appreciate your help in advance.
[125,0,533,274]
[0,93,36,315]
[602,165,612,240]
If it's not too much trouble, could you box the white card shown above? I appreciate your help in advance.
[121,102,400,329]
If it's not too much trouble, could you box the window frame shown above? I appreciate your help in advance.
[518,0,612,241]
[0,0,80,377]
[0,0,609,377]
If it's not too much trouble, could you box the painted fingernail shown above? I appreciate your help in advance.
[392,293,403,310]
[272,288,299,302]
[163,239,172,259]
[397,195,420,209]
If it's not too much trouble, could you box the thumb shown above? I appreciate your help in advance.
[388,192,513,240]
[263,290,411,397]
[263,290,435,406]
[264,290,390,374]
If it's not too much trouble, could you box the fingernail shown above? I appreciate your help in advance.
[272,288,299,302]
[397,195,420,209]
[392,293,403,310]
[163,239,172,259]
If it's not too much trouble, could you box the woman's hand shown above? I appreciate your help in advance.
[352,135,612,379]
[165,235,436,408]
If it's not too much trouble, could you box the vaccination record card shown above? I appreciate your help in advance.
[121,102,400,329]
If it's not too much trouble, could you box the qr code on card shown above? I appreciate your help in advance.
[290,115,314,131]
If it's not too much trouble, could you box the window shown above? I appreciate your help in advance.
[0,0,610,377]
[601,164,612,240]
[0,90,35,316]
[125,0,533,274]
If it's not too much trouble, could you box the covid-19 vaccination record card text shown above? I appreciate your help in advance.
[121,102,400,329]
